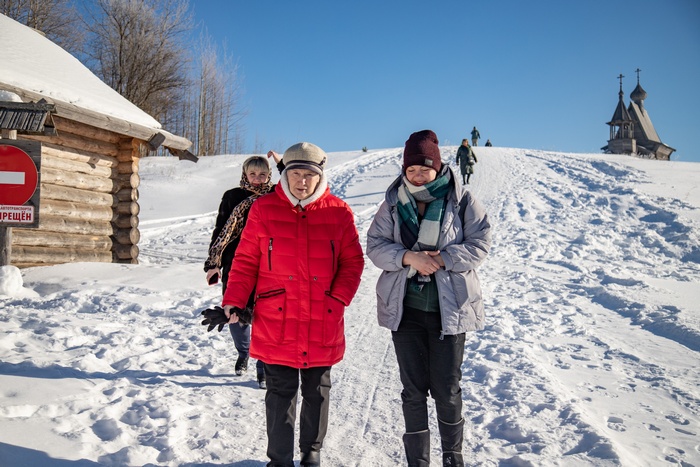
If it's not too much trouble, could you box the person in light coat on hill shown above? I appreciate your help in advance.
[366,129,491,467]
[222,142,365,467]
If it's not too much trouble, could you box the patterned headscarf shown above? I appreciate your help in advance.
[205,171,273,270]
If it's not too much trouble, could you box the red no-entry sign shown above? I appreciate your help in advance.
[0,144,39,205]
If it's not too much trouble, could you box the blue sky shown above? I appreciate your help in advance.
[193,0,700,162]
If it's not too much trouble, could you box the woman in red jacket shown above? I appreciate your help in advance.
[222,142,364,467]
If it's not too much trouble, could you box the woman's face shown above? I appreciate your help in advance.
[286,169,321,200]
[246,167,269,186]
[405,165,437,186]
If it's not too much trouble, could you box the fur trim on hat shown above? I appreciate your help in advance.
[280,172,328,208]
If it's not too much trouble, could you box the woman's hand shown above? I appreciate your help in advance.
[223,305,240,323]
[267,150,282,164]
[206,267,220,285]
[402,251,443,276]
[427,250,445,268]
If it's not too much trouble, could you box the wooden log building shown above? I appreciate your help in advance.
[0,14,194,268]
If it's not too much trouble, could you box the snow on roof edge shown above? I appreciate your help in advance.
[0,13,162,131]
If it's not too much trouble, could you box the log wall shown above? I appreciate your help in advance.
[11,115,142,267]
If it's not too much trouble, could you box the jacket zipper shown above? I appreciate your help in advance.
[268,238,273,271]
[330,240,336,274]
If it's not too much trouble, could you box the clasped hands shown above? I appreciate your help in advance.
[403,250,445,276]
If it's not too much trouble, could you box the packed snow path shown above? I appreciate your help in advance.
[1,147,698,466]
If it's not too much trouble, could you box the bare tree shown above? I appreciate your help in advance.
[190,32,247,155]
[219,44,247,154]
[82,0,193,126]
[7,0,248,156]
[1,0,84,54]
[253,132,266,155]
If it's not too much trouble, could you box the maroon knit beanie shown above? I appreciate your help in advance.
[403,129,442,172]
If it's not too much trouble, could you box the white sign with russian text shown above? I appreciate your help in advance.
[0,205,35,224]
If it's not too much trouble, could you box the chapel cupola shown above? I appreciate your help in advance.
[602,69,675,160]
[602,74,636,155]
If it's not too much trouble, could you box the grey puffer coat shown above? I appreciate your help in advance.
[366,167,491,335]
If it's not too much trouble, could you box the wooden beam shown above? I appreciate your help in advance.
[37,214,114,236]
[112,228,140,245]
[39,199,114,222]
[41,142,119,168]
[113,244,139,260]
[52,115,122,144]
[0,83,192,151]
[42,152,117,179]
[23,130,120,157]
[12,229,111,250]
[12,245,113,263]
[40,183,116,207]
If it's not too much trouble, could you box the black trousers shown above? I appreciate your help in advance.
[392,307,465,432]
[264,364,332,465]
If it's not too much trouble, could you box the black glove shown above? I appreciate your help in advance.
[233,306,254,325]
[200,306,229,332]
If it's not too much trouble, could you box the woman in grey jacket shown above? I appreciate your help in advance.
[366,130,491,467]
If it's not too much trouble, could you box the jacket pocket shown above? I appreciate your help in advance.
[322,292,345,347]
[448,270,484,330]
[254,288,289,344]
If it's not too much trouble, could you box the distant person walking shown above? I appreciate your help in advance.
[367,129,491,467]
[455,139,478,185]
[484,139,492,147]
[470,126,480,146]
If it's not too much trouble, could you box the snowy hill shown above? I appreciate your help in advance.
[1,147,699,466]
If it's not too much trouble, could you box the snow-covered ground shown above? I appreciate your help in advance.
[1,146,699,466]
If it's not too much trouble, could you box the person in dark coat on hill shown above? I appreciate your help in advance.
[470,126,480,146]
[455,139,478,185]
[204,153,283,389]
[222,142,365,467]
[367,129,491,467]
[484,139,492,147]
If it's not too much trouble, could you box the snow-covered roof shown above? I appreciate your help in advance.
[0,14,192,151]
[0,14,161,129]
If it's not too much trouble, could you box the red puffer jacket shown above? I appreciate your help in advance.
[222,183,364,368]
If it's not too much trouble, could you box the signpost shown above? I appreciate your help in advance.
[0,140,41,265]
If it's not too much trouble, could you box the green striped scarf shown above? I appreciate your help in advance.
[396,170,451,277]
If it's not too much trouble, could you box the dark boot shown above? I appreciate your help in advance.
[402,430,430,466]
[235,355,249,375]
[438,419,464,467]
[300,450,320,466]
